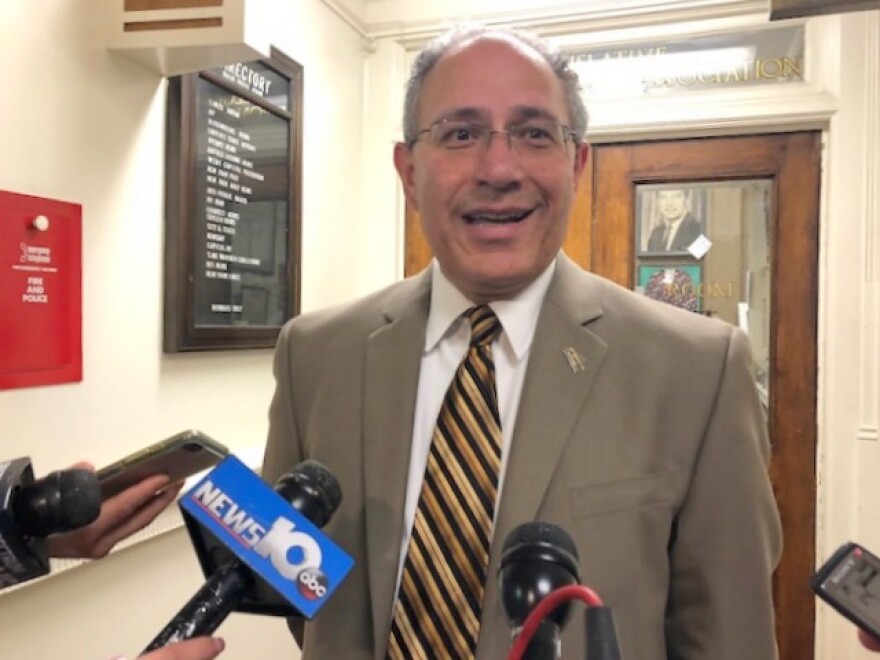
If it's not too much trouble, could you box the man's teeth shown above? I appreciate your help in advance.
[464,211,529,223]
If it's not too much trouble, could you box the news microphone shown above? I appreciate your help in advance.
[0,457,101,588]
[499,521,581,660]
[501,522,622,660]
[144,456,353,651]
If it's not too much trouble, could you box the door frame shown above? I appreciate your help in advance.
[587,132,820,660]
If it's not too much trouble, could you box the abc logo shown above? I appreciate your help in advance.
[297,567,328,601]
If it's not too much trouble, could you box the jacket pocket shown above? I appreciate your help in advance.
[568,471,679,520]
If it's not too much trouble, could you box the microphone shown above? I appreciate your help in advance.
[0,457,101,588]
[499,521,580,660]
[144,456,353,651]
[500,521,622,660]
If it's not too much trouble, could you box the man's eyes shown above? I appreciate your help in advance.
[438,125,483,142]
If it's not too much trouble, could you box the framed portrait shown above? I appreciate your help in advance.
[636,185,707,256]
[638,263,702,312]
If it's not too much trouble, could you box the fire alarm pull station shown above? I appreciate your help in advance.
[0,190,82,390]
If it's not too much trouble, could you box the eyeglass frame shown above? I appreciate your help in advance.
[408,117,581,153]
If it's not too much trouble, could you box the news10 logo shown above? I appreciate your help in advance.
[247,516,329,601]
[180,456,354,617]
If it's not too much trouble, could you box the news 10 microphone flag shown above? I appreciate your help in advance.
[179,456,354,618]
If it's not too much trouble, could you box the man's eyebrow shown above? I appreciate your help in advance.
[510,106,560,122]
[430,107,488,123]
[428,106,562,125]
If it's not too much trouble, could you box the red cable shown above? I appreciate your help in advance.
[507,584,604,660]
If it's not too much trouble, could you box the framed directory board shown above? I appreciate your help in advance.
[164,48,302,351]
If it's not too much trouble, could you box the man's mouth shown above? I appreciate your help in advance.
[462,209,533,224]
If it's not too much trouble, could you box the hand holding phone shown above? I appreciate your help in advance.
[96,430,228,500]
[812,541,880,641]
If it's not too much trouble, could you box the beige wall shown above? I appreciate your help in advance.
[0,0,878,658]
[0,0,374,657]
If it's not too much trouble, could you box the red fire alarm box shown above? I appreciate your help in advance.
[0,190,82,390]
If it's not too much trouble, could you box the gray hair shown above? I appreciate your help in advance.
[402,24,589,145]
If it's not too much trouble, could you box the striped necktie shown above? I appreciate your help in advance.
[388,305,503,660]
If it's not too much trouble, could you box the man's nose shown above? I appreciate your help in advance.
[475,130,524,188]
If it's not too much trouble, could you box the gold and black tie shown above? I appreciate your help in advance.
[388,305,503,660]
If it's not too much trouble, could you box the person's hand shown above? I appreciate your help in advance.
[109,637,225,660]
[48,462,183,559]
[860,628,880,651]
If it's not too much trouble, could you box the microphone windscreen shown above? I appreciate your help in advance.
[501,521,579,577]
[14,469,101,536]
[273,459,342,528]
[499,521,581,629]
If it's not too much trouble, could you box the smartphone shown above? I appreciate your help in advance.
[812,541,880,640]
[96,430,229,499]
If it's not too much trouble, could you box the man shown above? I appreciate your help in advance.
[262,23,781,659]
[645,188,703,253]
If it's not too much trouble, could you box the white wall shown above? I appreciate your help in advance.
[0,0,372,657]
[1,0,877,658]
[814,10,880,660]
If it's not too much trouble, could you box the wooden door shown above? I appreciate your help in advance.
[404,131,821,660]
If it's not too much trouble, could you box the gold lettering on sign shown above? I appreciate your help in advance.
[570,46,668,62]
[675,282,736,298]
[644,56,803,90]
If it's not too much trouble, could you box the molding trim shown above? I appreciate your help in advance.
[858,12,879,454]
[320,0,371,40]
[586,83,836,142]
[864,12,880,284]
[367,0,768,46]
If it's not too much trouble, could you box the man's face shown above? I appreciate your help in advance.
[657,190,688,222]
[394,36,590,302]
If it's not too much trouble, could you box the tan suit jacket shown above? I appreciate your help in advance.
[262,253,782,659]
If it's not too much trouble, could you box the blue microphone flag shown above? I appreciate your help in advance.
[179,455,354,618]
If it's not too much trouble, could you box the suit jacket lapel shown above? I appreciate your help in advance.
[362,271,431,659]
[482,255,609,646]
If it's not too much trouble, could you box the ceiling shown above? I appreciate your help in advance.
[328,0,772,39]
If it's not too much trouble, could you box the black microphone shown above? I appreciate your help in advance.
[143,459,342,651]
[0,457,101,588]
[499,521,580,660]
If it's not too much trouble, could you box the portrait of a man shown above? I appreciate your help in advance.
[641,187,705,254]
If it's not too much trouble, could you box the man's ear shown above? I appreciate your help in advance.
[393,142,419,212]
[572,142,590,189]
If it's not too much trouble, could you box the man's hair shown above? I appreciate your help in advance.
[401,23,589,145]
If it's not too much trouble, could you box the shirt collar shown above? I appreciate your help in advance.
[425,258,556,360]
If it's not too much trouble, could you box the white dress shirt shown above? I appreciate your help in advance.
[662,215,685,250]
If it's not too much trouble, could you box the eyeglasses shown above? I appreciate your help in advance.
[413,118,577,157]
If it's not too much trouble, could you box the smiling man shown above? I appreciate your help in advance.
[393,33,589,302]
[262,24,781,660]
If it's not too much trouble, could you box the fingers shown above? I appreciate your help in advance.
[103,474,176,527]
[96,482,183,553]
[135,637,226,660]
[47,474,183,560]
[860,628,880,651]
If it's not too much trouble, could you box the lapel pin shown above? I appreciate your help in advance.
[563,346,586,373]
